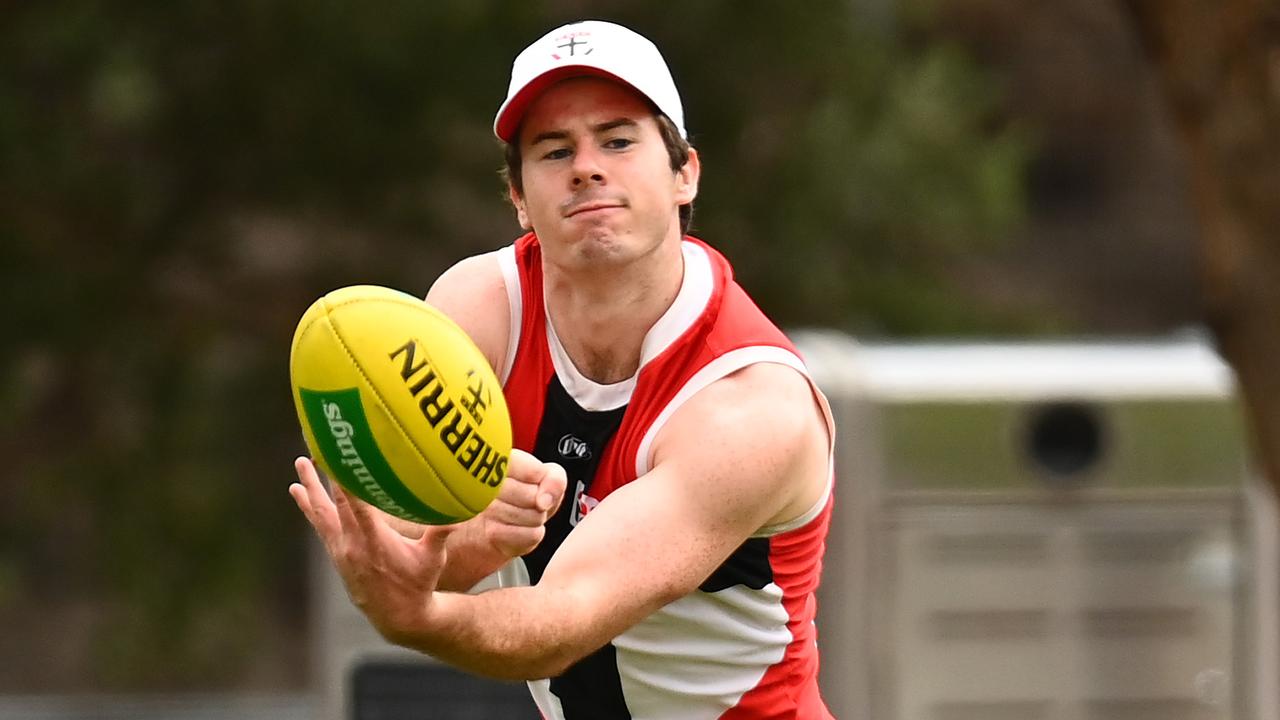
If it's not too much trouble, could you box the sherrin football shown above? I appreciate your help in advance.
[290,285,511,525]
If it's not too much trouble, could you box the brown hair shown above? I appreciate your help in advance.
[501,113,695,236]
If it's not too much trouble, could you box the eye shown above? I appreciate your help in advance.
[537,144,573,159]
[604,137,634,150]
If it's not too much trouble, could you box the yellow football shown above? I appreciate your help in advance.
[289,285,511,525]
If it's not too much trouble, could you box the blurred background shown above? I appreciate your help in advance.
[2,0,1277,717]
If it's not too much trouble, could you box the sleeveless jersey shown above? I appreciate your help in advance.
[494,233,835,720]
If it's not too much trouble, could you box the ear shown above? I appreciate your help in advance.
[508,184,531,230]
[674,147,701,206]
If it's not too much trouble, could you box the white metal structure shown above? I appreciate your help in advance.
[795,332,1278,720]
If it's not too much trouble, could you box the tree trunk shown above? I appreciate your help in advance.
[1122,0,1280,494]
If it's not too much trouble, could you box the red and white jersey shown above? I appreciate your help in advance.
[494,233,835,720]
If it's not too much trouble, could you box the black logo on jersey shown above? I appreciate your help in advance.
[557,434,592,460]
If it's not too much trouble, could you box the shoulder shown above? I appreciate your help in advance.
[649,361,831,531]
[426,248,514,378]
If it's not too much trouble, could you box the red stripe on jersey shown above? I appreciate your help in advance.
[720,498,835,720]
[590,239,795,503]
[504,234,554,451]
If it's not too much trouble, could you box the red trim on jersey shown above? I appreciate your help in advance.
[504,233,554,451]
[592,237,796,502]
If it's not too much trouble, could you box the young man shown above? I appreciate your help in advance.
[291,20,836,719]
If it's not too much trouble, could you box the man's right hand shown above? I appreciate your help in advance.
[475,448,567,559]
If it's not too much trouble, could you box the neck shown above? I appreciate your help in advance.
[542,238,685,384]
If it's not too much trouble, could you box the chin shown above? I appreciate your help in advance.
[573,240,627,266]
[542,225,660,270]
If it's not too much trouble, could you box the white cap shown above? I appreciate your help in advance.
[494,20,686,143]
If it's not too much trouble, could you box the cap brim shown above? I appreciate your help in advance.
[494,65,632,143]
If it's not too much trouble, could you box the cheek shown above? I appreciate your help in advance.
[526,190,556,221]
[637,169,679,210]
[518,177,552,214]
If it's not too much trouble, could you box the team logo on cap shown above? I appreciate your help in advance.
[551,31,594,60]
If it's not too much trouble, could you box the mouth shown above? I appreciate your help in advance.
[563,200,627,219]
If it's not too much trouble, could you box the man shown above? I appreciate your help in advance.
[290,19,836,719]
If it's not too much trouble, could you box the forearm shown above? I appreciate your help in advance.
[390,586,587,681]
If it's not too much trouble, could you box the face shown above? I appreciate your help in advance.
[509,77,699,270]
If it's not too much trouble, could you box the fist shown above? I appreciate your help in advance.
[478,448,567,558]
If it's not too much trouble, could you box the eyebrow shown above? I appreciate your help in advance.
[528,117,641,146]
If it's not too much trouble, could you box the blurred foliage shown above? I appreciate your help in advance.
[0,0,1027,690]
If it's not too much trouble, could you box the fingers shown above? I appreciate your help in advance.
[291,457,453,632]
[329,480,355,526]
[487,492,555,528]
[292,457,386,557]
[472,451,567,558]
[296,450,566,575]
[340,482,384,539]
[495,468,542,509]
[417,523,455,555]
[329,477,446,558]
[507,447,544,479]
[291,457,341,546]
[538,461,568,513]
[506,448,568,513]
[483,521,545,559]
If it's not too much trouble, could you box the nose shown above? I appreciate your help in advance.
[570,141,606,187]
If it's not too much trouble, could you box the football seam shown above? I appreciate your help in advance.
[291,303,328,361]
[322,295,485,515]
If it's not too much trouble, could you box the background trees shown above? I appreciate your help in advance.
[1123,0,1280,496]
